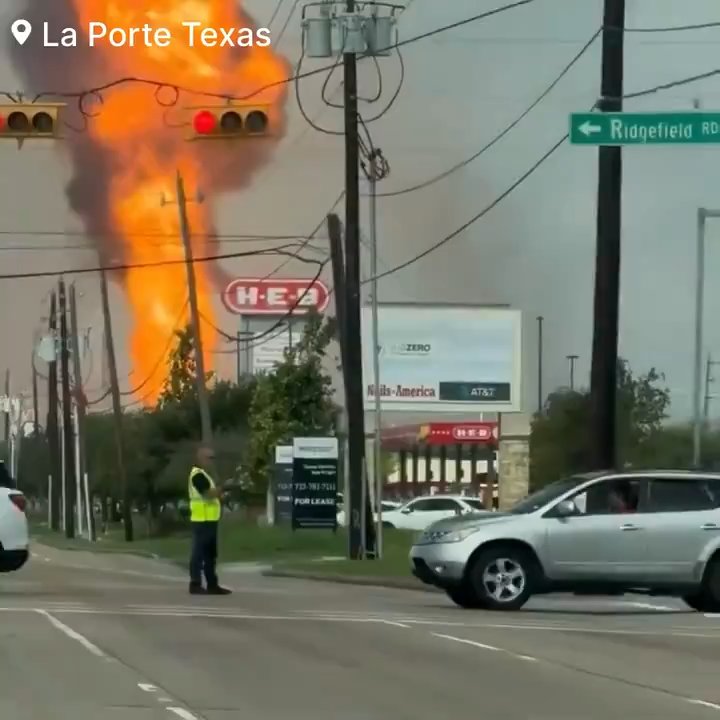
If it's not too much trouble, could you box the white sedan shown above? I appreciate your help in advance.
[0,487,29,572]
[380,495,489,531]
[336,500,402,527]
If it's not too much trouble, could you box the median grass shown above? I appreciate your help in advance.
[30,517,414,572]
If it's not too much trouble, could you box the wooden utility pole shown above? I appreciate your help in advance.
[58,279,76,539]
[175,170,213,446]
[3,369,9,458]
[47,291,61,530]
[589,0,625,469]
[99,268,133,541]
[69,284,94,541]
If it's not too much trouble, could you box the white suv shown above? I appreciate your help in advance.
[0,487,29,572]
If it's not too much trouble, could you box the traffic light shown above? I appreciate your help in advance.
[0,103,65,140]
[188,104,271,139]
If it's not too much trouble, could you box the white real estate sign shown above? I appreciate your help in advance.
[361,305,522,413]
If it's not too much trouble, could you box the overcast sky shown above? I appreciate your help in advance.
[1,0,719,423]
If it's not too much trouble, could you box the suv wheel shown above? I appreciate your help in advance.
[468,545,535,611]
[684,556,720,612]
[446,583,486,609]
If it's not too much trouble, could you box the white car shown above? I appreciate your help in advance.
[381,495,489,531]
[0,487,29,572]
[336,500,402,527]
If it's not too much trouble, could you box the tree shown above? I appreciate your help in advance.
[530,358,670,488]
[244,311,338,490]
[158,324,214,407]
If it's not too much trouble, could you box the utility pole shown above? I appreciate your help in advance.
[536,316,544,414]
[100,268,133,541]
[589,0,625,470]
[69,284,94,541]
[3,369,9,458]
[702,354,720,463]
[58,279,76,539]
[567,354,579,391]
[175,170,213,447]
[368,151,383,559]
[31,352,39,437]
[342,0,370,560]
[328,214,361,557]
[47,291,61,530]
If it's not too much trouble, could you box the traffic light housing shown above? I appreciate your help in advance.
[188,104,271,139]
[0,103,65,140]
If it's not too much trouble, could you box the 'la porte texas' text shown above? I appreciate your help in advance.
[42,22,271,48]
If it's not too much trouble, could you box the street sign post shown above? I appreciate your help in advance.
[569,112,720,146]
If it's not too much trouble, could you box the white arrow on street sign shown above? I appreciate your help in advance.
[579,121,602,136]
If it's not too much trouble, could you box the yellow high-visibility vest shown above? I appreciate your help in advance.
[188,466,221,522]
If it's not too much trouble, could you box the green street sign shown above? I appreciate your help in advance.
[569,112,720,146]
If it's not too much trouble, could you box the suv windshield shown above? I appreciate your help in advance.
[509,476,588,514]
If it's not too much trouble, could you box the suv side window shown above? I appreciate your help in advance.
[646,478,715,512]
[407,499,437,512]
[566,478,645,516]
[424,499,462,512]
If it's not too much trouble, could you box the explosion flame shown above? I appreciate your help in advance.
[11,1,289,404]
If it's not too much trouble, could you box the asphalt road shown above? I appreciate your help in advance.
[3,545,720,719]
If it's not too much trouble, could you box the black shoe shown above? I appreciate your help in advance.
[189,584,206,595]
[206,586,232,595]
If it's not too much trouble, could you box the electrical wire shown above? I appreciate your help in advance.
[267,0,289,29]
[258,192,344,282]
[375,26,601,198]
[0,246,323,281]
[119,298,189,397]
[29,1,539,107]
[273,0,301,48]
[206,259,329,344]
[364,132,569,284]
[621,21,720,33]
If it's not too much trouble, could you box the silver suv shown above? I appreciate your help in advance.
[410,470,720,611]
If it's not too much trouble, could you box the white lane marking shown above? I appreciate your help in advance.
[138,683,157,693]
[158,697,173,704]
[167,708,201,720]
[689,699,720,710]
[379,620,411,628]
[35,609,108,659]
[627,602,675,611]
[432,632,539,662]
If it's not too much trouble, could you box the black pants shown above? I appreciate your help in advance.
[189,521,219,588]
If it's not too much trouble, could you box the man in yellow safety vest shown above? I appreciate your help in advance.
[188,445,231,595]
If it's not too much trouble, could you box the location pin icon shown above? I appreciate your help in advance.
[11,19,32,46]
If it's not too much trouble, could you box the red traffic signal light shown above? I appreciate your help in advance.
[193,110,217,135]
[188,105,270,139]
[0,103,64,139]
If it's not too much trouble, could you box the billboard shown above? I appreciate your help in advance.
[222,278,330,315]
[361,305,522,413]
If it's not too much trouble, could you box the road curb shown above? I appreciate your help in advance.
[262,568,442,593]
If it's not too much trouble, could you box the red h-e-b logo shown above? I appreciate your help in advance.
[222,278,330,315]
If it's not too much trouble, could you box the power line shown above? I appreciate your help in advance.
[368,132,569,284]
[29,1,539,106]
[0,246,323,281]
[376,26,601,197]
[119,298,189,397]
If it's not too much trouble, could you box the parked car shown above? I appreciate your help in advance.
[382,495,489,531]
[336,500,402,527]
[410,470,720,612]
[0,487,29,572]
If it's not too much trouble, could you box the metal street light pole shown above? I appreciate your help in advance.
[692,208,720,467]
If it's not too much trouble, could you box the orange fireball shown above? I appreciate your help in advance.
[67,0,289,404]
